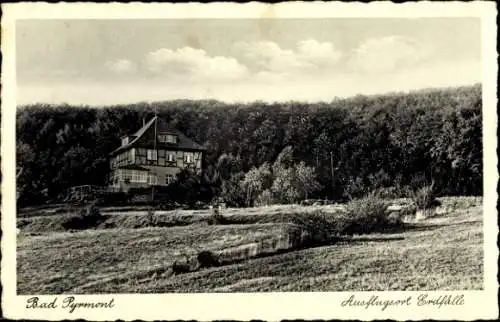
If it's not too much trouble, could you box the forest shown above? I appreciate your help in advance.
[15,84,482,206]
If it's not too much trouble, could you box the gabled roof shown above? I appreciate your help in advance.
[131,116,156,139]
[110,116,205,156]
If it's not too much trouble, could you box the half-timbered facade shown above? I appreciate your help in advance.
[109,117,204,191]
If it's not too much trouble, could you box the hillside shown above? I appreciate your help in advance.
[17,197,483,293]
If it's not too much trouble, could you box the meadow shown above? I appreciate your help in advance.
[17,197,483,293]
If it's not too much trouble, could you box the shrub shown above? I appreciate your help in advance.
[62,202,105,230]
[79,202,102,219]
[398,203,417,220]
[197,250,220,268]
[288,210,342,246]
[343,195,395,234]
[412,184,439,210]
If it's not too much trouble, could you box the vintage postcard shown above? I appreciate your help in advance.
[1,2,498,320]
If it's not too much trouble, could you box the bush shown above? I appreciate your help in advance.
[80,202,102,218]
[61,202,105,230]
[197,250,220,268]
[288,211,342,246]
[343,195,396,234]
[412,184,440,210]
[398,203,417,220]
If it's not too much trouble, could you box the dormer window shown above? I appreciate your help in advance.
[121,137,129,146]
[158,134,177,144]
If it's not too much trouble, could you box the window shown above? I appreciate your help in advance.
[122,137,129,146]
[166,151,176,162]
[184,152,194,164]
[121,170,132,183]
[159,134,177,144]
[147,149,157,161]
[131,170,148,183]
[129,149,135,163]
[165,174,175,185]
[148,174,158,185]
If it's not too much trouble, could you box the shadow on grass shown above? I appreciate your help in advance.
[363,222,448,235]
[403,223,445,232]
[401,221,475,232]
[349,236,405,243]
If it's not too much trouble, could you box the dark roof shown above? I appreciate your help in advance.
[110,117,205,156]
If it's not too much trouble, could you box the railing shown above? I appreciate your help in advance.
[66,185,123,195]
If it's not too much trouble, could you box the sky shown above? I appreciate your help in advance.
[16,18,481,105]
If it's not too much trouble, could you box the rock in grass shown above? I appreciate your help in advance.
[172,256,201,274]
[215,243,260,265]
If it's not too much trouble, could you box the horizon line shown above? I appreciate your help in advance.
[16,83,482,109]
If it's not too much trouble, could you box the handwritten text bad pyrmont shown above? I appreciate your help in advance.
[26,296,115,313]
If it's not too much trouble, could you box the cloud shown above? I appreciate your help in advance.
[349,36,430,73]
[231,39,342,73]
[101,40,341,82]
[104,59,137,74]
[144,47,249,80]
[297,39,342,66]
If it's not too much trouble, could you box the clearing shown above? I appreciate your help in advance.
[17,197,483,293]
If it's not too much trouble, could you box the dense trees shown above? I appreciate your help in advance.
[16,84,482,206]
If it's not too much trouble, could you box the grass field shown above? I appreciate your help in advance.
[17,197,483,293]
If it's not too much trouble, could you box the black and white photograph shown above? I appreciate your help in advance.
[1,2,498,321]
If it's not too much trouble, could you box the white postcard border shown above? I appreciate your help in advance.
[1,2,498,320]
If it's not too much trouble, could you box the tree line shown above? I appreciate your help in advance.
[16,84,482,206]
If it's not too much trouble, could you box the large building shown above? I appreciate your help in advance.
[109,117,204,191]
